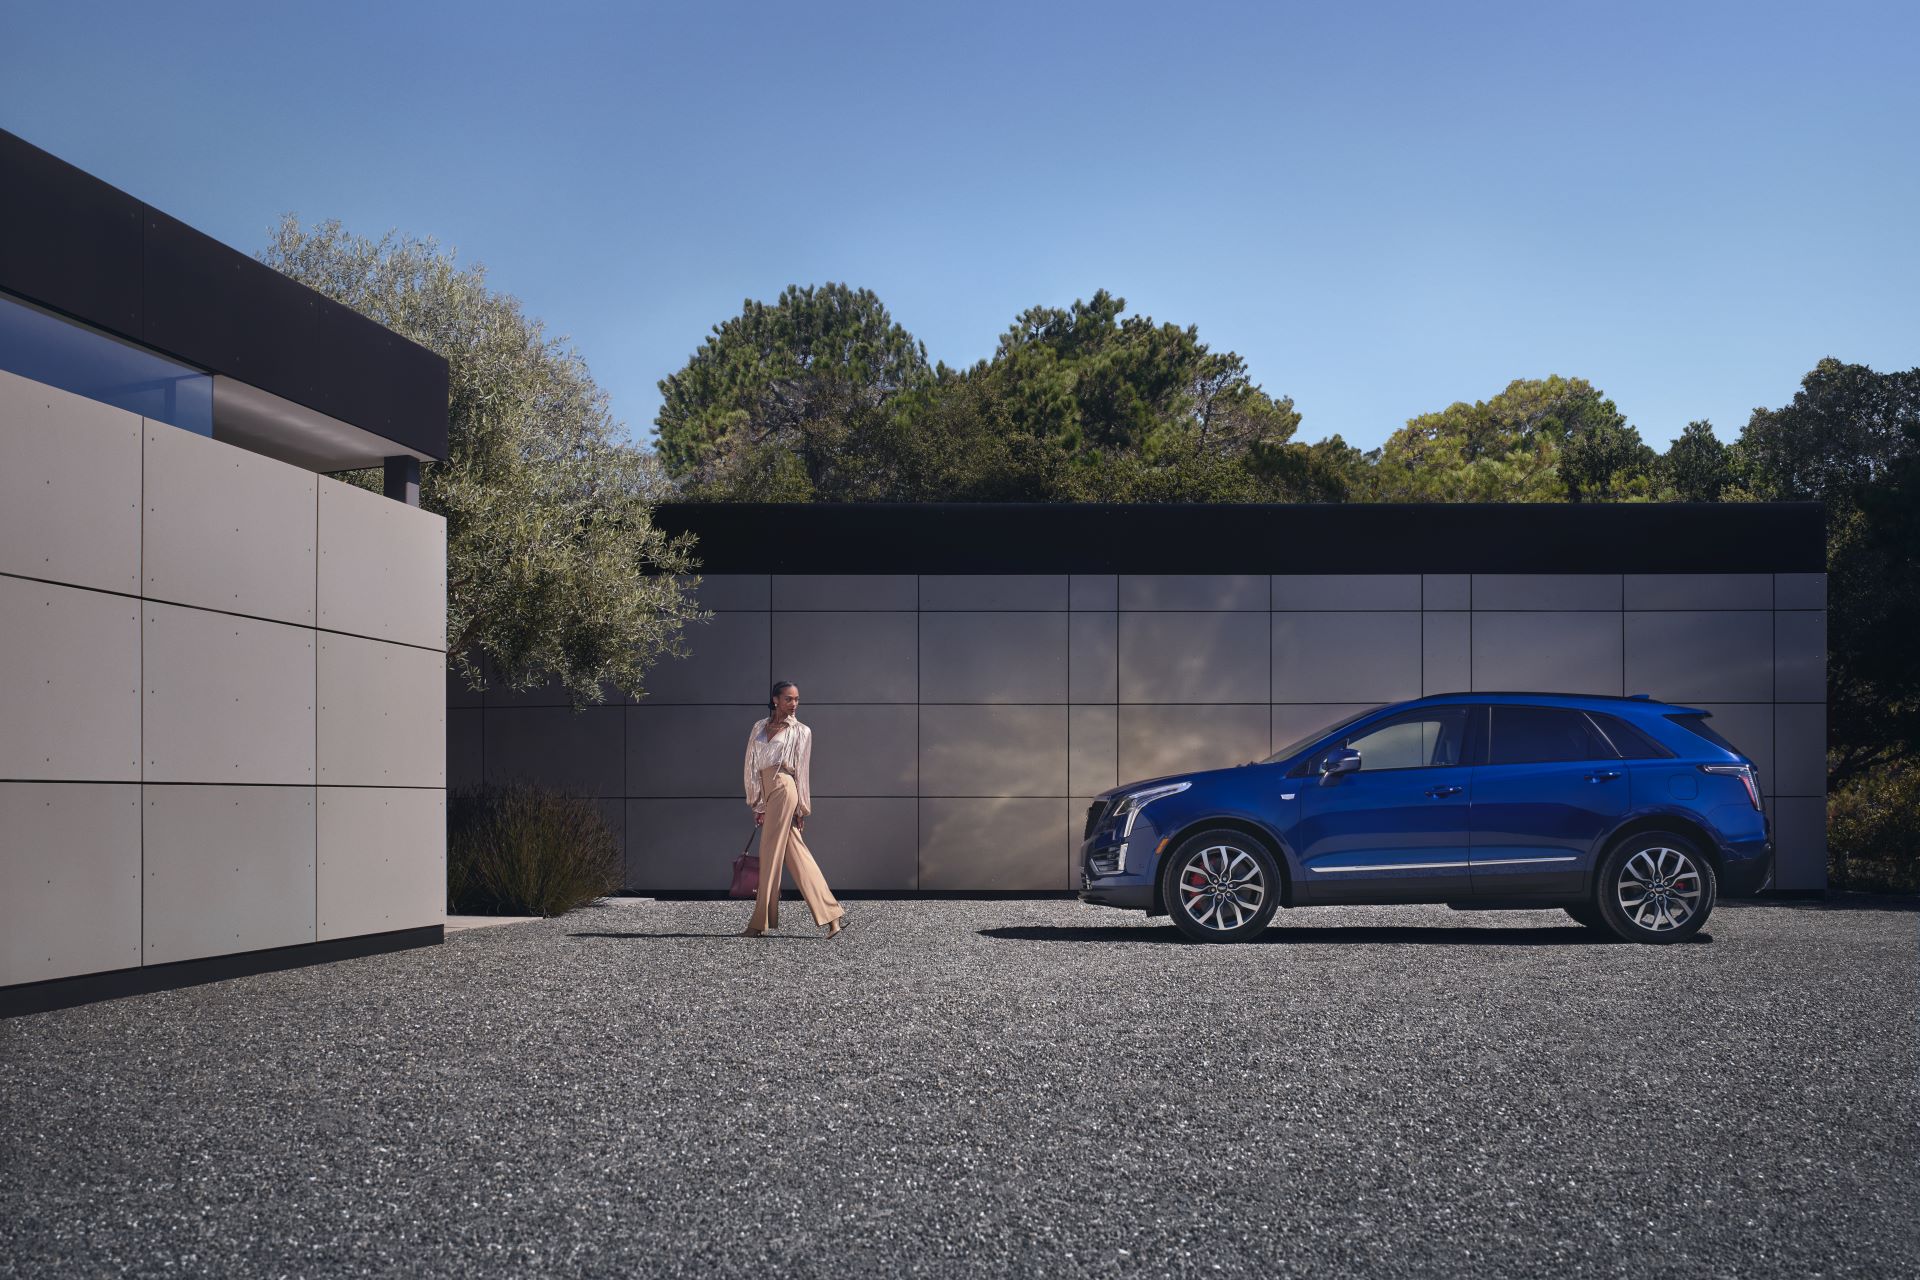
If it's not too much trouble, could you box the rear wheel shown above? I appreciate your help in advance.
[1160,830,1281,943]
[1595,832,1717,944]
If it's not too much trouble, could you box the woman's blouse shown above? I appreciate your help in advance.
[743,717,813,817]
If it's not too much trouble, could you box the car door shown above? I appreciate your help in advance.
[1293,706,1474,904]
[1469,704,1630,899]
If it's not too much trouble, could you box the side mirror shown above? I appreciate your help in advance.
[1320,748,1361,782]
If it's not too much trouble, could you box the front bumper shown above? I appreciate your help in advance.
[1076,803,1160,911]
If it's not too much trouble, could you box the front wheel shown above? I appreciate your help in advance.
[1595,832,1717,944]
[1160,830,1281,943]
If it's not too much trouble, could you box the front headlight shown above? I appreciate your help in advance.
[1110,782,1191,839]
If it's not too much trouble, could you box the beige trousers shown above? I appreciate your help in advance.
[748,767,844,931]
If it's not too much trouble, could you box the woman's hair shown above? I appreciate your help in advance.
[768,680,796,714]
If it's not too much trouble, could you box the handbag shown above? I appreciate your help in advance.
[728,826,762,899]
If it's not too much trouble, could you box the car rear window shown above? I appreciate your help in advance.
[1587,711,1674,759]
[1486,705,1618,765]
[1665,712,1739,754]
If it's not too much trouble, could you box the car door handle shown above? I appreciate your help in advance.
[1586,770,1622,783]
[1425,784,1464,798]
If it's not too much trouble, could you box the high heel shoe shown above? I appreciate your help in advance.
[823,914,847,938]
[740,926,765,937]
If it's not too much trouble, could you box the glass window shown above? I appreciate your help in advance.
[1315,707,1469,772]
[1589,711,1672,759]
[1265,704,1385,764]
[0,290,212,434]
[1487,706,1617,765]
[1665,713,1738,754]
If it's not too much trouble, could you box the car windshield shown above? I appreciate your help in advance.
[1262,705,1386,764]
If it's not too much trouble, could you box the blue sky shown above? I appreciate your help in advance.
[4,0,1916,452]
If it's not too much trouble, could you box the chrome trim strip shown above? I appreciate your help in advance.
[1471,856,1578,866]
[1311,861,1471,873]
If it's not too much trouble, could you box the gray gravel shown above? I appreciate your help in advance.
[2,898,1916,1279]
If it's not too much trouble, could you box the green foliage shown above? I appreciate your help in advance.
[1828,758,1920,894]
[260,219,706,707]
[1663,420,1732,502]
[447,783,624,916]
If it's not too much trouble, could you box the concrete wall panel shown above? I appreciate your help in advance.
[0,369,141,594]
[919,612,1067,703]
[1775,574,1826,610]
[0,575,141,780]
[1273,575,1420,611]
[482,706,624,796]
[1775,611,1827,703]
[1272,704,1381,758]
[1473,575,1622,611]
[1069,612,1118,703]
[921,797,1070,890]
[772,575,916,610]
[142,422,316,626]
[1687,703,1774,785]
[800,704,918,797]
[316,475,446,651]
[1070,575,1118,611]
[1120,612,1268,703]
[1625,611,1774,702]
[626,797,917,891]
[1119,575,1267,611]
[1770,796,1827,892]
[1070,704,1118,796]
[141,785,315,965]
[772,611,918,703]
[318,632,445,788]
[1772,703,1827,798]
[448,708,483,790]
[1119,704,1270,784]
[1624,574,1772,610]
[920,575,1066,610]
[1273,612,1421,703]
[317,787,445,940]
[627,704,766,797]
[919,705,1067,796]
[1422,612,1471,696]
[643,612,770,705]
[679,574,770,611]
[143,601,315,784]
[1472,612,1624,696]
[0,783,141,986]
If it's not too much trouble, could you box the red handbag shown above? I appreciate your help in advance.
[728,827,761,899]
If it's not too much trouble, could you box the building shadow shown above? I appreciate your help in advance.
[981,924,1710,946]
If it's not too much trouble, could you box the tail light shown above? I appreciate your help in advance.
[1701,763,1762,810]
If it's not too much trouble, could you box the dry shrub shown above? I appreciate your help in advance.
[448,782,622,916]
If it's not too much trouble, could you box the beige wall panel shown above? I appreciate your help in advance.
[0,575,141,780]
[1070,704,1119,796]
[142,784,316,965]
[317,787,445,939]
[318,632,446,788]
[1119,612,1269,703]
[919,704,1067,796]
[1273,612,1422,703]
[142,422,317,626]
[143,601,315,784]
[921,797,1071,890]
[0,783,142,986]
[1119,704,1271,784]
[0,369,142,594]
[1471,612,1624,696]
[628,704,769,797]
[316,475,447,651]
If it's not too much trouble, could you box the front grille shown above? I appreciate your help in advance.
[1083,799,1110,839]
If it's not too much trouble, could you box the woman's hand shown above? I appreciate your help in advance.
[794,817,806,832]
[754,810,765,827]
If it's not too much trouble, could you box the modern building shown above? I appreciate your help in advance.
[454,503,1828,897]
[0,129,450,1016]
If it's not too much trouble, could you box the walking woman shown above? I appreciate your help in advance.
[742,681,847,938]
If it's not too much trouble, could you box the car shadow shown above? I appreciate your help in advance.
[981,925,1712,946]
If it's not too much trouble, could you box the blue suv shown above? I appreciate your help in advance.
[1079,693,1773,944]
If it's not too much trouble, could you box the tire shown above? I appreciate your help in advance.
[1160,829,1281,943]
[1594,831,1717,944]
[1562,903,1606,930]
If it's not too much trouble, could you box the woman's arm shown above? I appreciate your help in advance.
[744,722,764,813]
[794,725,813,819]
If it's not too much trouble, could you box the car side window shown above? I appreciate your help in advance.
[1486,706,1618,765]
[1319,708,1469,772]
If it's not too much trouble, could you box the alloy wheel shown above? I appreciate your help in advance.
[1177,844,1267,933]
[1615,846,1704,933]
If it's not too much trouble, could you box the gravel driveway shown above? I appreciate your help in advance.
[2,898,1915,1278]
